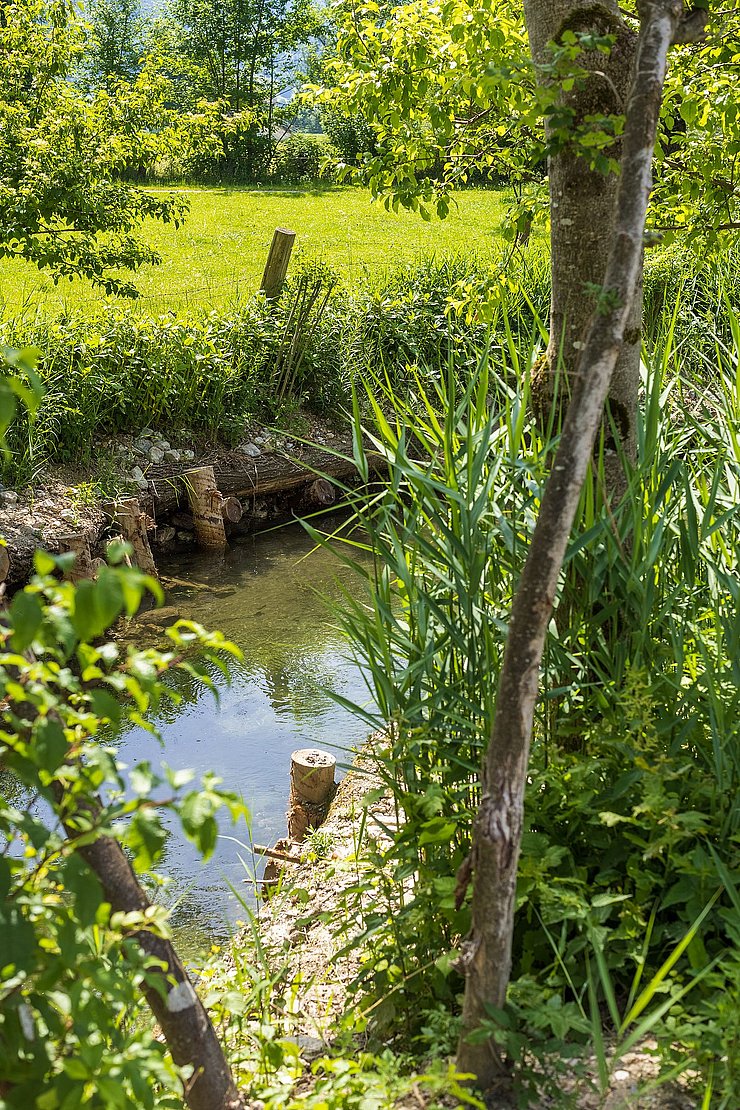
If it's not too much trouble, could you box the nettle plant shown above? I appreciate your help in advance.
[0,551,247,1105]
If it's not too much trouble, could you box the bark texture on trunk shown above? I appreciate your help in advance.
[456,0,684,1090]
[524,0,641,470]
[56,787,244,1110]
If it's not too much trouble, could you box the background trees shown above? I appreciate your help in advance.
[315,0,740,459]
[0,0,186,294]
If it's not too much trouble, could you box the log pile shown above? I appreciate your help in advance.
[0,440,386,590]
[146,445,384,517]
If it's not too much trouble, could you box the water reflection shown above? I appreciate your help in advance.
[118,524,372,952]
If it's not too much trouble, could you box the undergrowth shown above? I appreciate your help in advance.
[1,243,737,487]
[296,302,740,1105]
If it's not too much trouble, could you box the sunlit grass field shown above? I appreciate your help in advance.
[0,185,513,314]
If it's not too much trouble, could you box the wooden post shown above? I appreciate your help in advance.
[58,533,95,582]
[184,466,227,550]
[260,228,296,302]
[287,748,336,841]
[105,497,158,577]
[0,545,9,586]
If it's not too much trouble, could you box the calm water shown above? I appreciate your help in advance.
[118,524,373,951]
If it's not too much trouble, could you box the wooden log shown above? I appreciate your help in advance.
[183,466,227,550]
[221,496,243,523]
[287,748,336,842]
[251,843,301,864]
[57,532,95,582]
[104,497,158,577]
[148,447,387,517]
[260,228,296,302]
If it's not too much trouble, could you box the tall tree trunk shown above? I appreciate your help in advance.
[455,0,688,1091]
[525,0,640,480]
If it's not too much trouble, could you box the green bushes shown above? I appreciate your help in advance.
[270,133,339,184]
[1,261,346,480]
[323,313,740,1100]
[0,551,247,1104]
[2,245,739,488]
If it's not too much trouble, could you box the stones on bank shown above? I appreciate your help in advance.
[0,424,383,589]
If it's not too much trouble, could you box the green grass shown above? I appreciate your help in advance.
[0,185,512,312]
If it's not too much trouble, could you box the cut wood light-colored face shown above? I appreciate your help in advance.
[288,747,337,840]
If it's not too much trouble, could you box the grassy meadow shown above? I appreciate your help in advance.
[0,185,512,312]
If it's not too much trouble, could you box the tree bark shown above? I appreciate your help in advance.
[56,785,245,1110]
[456,0,685,1089]
[148,447,385,516]
[524,0,641,477]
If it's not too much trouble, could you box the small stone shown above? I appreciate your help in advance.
[294,1035,325,1062]
[240,442,261,458]
[154,525,176,547]
[176,530,194,543]
[163,448,181,464]
[140,426,155,437]
[131,465,147,485]
[254,435,267,446]
[181,449,195,461]
[613,1070,630,1083]
[148,446,165,464]
[158,440,171,451]
[1,490,19,506]
[60,508,76,523]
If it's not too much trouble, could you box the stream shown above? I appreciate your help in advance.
[119,523,374,955]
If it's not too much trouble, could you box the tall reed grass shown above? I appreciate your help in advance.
[320,297,740,1102]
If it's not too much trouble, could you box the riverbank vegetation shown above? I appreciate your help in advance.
[1,242,735,489]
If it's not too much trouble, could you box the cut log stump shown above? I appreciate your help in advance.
[58,532,96,581]
[104,497,158,577]
[184,466,227,550]
[221,496,243,524]
[287,748,337,841]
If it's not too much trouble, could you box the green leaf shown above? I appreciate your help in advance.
[33,718,69,773]
[9,590,43,651]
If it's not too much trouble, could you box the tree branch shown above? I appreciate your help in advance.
[54,784,245,1110]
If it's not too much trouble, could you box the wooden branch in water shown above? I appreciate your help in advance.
[251,843,302,863]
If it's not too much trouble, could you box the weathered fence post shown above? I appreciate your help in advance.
[260,228,296,302]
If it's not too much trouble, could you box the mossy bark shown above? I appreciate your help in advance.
[525,0,640,489]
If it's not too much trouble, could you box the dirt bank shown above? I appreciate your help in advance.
[0,416,375,589]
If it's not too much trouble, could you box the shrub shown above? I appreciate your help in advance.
[269,133,339,184]
[319,108,377,166]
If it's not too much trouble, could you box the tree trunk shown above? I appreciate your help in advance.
[56,785,245,1110]
[524,0,640,480]
[456,0,686,1090]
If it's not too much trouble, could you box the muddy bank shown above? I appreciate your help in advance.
[0,417,382,589]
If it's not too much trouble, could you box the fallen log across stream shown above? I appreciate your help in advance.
[146,445,386,518]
